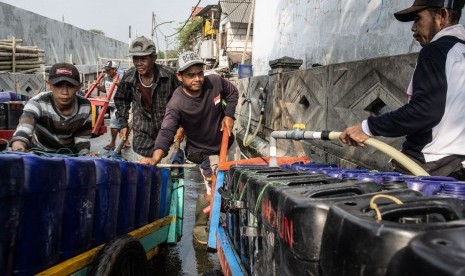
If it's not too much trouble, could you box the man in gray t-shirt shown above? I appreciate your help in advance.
[97,60,129,150]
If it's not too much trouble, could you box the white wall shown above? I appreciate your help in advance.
[226,23,253,52]
[252,0,465,75]
[219,15,254,67]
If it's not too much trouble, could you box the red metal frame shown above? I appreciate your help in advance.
[0,130,15,144]
[85,72,119,136]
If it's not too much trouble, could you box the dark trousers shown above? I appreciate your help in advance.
[392,154,465,180]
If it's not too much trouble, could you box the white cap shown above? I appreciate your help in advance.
[177,51,204,72]
[103,60,118,70]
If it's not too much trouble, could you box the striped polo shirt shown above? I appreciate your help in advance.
[11,92,92,154]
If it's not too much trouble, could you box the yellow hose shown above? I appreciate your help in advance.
[327,132,429,176]
[369,194,404,221]
[244,114,263,147]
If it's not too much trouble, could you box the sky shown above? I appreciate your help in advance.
[0,0,218,50]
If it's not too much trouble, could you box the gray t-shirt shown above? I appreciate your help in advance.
[101,72,122,107]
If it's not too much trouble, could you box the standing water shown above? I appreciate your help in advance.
[91,129,221,275]
[150,167,221,275]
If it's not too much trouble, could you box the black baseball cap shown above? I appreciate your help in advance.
[394,0,465,22]
[49,63,80,86]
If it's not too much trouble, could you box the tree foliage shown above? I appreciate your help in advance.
[89,29,105,35]
[165,50,179,59]
[176,17,202,52]
[157,50,165,59]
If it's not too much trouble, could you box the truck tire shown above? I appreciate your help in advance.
[88,234,148,276]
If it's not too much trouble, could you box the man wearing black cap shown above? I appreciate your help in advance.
[339,0,465,179]
[10,63,92,154]
[114,36,181,160]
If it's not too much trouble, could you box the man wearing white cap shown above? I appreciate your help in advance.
[339,0,465,179]
[140,51,239,244]
[97,60,129,151]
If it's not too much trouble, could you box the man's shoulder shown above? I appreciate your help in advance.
[204,74,237,92]
[203,74,223,88]
[120,67,137,83]
[205,73,222,82]
[418,42,446,60]
[30,91,52,103]
[156,64,177,77]
[76,95,91,106]
[170,87,185,101]
[103,75,113,82]
[422,35,464,57]
[165,87,186,108]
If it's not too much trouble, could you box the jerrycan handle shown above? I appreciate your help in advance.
[287,179,333,186]
[417,176,456,182]
[307,186,364,198]
[379,201,460,222]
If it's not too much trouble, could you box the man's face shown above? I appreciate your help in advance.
[177,65,204,93]
[411,8,443,47]
[132,55,155,76]
[105,67,116,77]
[49,81,80,109]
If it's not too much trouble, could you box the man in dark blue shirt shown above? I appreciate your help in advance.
[339,0,465,179]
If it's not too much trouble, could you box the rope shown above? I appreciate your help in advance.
[0,138,10,149]
[239,178,253,201]
[56,148,74,155]
[233,170,249,200]
[252,182,281,227]
[369,194,403,221]
[244,114,263,147]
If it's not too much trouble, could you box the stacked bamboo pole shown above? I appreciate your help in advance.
[0,37,45,73]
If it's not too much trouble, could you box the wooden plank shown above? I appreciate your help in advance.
[216,226,247,276]
[36,217,173,276]
[207,170,225,250]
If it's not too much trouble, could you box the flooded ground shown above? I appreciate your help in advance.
[150,167,221,275]
[91,123,221,275]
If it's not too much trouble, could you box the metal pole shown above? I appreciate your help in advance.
[164,36,168,65]
[151,12,155,41]
[241,0,255,64]
[129,25,132,68]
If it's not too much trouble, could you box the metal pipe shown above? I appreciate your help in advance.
[269,130,323,167]
[268,130,429,176]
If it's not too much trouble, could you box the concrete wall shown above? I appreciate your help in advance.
[224,23,253,52]
[236,53,418,171]
[0,2,128,66]
[0,3,130,95]
[252,0,465,76]
[218,17,254,67]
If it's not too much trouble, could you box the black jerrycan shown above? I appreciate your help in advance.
[273,184,419,276]
[320,196,465,276]
[389,226,465,276]
[248,173,345,276]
